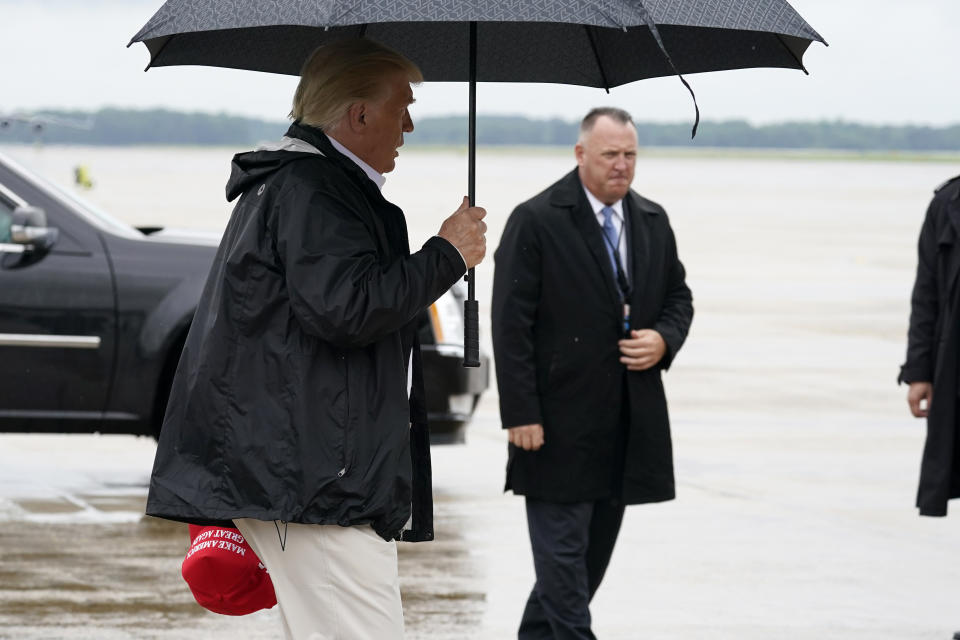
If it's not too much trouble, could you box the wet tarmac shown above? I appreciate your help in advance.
[0,428,501,640]
[3,401,960,639]
[0,499,493,640]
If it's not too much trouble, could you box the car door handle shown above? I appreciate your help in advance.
[0,333,101,349]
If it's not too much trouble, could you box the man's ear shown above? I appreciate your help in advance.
[574,143,585,166]
[345,102,367,134]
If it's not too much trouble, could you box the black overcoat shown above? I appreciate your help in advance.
[146,123,465,541]
[900,174,960,516]
[492,169,693,504]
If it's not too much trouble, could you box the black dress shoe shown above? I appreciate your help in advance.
[952,632,960,640]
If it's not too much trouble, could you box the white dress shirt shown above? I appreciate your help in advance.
[582,186,627,274]
[327,135,387,190]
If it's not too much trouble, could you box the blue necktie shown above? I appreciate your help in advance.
[601,206,620,277]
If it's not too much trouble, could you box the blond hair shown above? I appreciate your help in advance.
[290,39,423,131]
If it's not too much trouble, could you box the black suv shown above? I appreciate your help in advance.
[0,152,487,443]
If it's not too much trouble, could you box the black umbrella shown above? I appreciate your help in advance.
[129,0,825,367]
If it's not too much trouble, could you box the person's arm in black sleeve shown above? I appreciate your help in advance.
[653,222,694,371]
[276,186,465,348]
[492,204,543,428]
[900,198,940,384]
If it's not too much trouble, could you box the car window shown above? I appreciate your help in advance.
[0,198,13,243]
[1,153,140,240]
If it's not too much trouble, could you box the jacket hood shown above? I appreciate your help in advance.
[225,137,324,202]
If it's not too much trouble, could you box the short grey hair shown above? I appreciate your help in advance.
[290,38,423,131]
[579,107,635,141]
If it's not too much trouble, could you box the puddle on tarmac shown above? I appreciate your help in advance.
[0,493,487,639]
[12,499,86,515]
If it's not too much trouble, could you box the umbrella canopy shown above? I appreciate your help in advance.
[129,0,825,367]
[130,1,824,85]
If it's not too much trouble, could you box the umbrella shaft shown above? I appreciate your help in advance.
[468,21,476,208]
[467,20,476,305]
[462,21,480,369]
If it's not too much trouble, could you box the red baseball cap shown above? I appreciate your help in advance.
[181,524,277,616]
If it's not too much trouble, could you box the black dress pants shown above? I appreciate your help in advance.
[518,496,626,640]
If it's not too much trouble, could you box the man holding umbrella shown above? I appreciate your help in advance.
[129,3,822,636]
[492,107,693,639]
[146,38,486,638]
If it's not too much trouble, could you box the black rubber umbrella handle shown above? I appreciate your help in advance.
[462,22,481,368]
[463,290,480,368]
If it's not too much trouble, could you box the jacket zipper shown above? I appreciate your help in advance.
[339,353,348,478]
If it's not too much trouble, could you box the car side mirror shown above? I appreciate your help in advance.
[11,205,58,252]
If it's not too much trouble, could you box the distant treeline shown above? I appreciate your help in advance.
[0,109,285,146]
[3,108,960,151]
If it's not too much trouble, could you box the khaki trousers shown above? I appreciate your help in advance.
[235,518,404,640]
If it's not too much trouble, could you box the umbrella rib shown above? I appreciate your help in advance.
[631,2,700,138]
[143,34,176,72]
[775,34,808,75]
[584,26,611,94]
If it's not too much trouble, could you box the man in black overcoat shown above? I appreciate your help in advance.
[901,174,960,519]
[492,107,693,639]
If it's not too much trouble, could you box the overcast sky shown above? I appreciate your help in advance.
[2,0,958,126]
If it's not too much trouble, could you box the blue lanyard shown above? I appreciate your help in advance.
[600,213,631,335]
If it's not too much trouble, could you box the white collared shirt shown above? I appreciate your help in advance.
[327,135,387,190]
[582,186,626,273]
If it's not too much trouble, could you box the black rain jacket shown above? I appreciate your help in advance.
[145,122,465,541]
[900,174,960,516]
